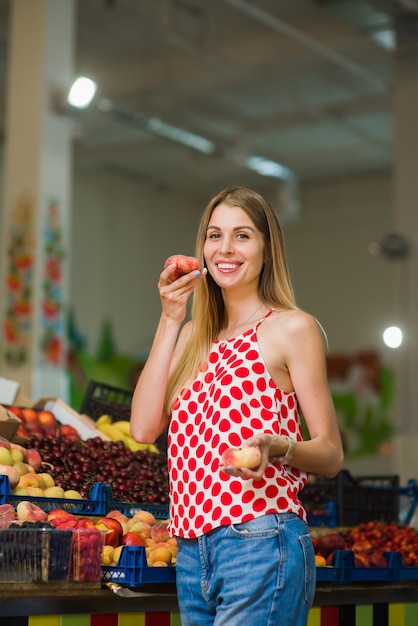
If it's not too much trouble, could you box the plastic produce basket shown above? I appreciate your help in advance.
[0,475,109,516]
[107,499,169,520]
[0,527,73,582]
[398,479,418,525]
[79,380,168,455]
[301,470,401,527]
[102,545,176,587]
[316,550,418,584]
[337,471,399,526]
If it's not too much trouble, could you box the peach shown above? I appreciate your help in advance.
[43,486,65,498]
[132,509,157,526]
[38,473,55,488]
[0,439,11,450]
[13,486,29,496]
[0,503,16,522]
[127,519,152,538]
[0,448,13,466]
[315,555,327,567]
[148,546,172,565]
[26,486,45,497]
[107,510,129,525]
[144,537,156,548]
[150,522,170,543]
[10,442,26,455]
[16,500,48,522]
[18,472,44,489]
[10,448,25,463]
[24,449,42,471]
[64,489,83,499]
[221,446,261,470]
[0,463,20,489]
[12,461,30,477]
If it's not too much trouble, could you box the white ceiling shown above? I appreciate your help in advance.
[1,0,418,209]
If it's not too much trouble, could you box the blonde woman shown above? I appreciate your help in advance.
[131,186,343,626]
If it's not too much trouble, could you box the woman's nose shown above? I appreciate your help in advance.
[219,234,234,254]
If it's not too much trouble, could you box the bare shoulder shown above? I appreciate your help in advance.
[265,308,323,340]
[259,309,326,390]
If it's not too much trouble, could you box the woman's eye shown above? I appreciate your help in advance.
[236,232,249,239]
[207,232,220,239]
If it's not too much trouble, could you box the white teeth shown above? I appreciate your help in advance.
[218,263,237,270]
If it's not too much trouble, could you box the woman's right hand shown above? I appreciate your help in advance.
[158,262,207,323]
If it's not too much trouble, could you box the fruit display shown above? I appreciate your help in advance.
[97,509,177,568]
[0,437,83,500]
[95,414,159,454]
[27,433,169,504]
[312,521,418,568]
[6,405,80,441]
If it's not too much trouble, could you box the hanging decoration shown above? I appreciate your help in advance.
[40,200,66,366]
[3,196,35,366]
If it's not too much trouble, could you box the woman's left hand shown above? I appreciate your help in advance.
[220,433,276,480]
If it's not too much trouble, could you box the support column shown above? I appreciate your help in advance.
[392,28,418,482]
[0,0,75,401]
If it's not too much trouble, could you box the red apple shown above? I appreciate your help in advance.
[164,255,200,281]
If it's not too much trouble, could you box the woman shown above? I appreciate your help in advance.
[131,186,344,626]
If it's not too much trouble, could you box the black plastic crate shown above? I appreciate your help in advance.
[79,380,133,422]
[338,471,399,526]
[80,380,167,455]
[300,470,400,527]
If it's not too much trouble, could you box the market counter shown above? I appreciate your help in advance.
[1,580,418,626]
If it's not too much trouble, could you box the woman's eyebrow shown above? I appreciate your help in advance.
[207,225,255,232]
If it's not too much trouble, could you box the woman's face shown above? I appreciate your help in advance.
[204,202,265,292]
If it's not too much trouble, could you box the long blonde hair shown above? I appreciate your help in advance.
[164,186,297,412]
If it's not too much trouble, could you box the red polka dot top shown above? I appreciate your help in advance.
[168,309,307,538]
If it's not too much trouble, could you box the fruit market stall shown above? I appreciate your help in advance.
[1,384,418,626]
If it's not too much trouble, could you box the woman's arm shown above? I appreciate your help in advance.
[130,263,205,444]
[233,310,344,480]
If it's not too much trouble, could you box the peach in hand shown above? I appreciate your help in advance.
[164,255,200,281]
[221,446,261,470]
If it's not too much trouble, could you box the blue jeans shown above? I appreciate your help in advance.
[175,513,315,626]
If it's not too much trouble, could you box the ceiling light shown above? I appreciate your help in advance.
[383,326,403,349]
[67,77,97,109]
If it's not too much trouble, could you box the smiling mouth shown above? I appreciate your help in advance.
[217,263,240,272]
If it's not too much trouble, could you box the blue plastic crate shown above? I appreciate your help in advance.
[101,545,176,587]
[307,501,337,527]
[316,550,418,584]
[107,499,169,520]
[399,479,418,525]
[0,475,108,516]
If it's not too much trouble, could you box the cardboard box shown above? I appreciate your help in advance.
[33,397,110,441]
[0,405,22,441]
[0,377,32,408]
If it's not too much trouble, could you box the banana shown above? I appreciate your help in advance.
[98,423,128,443]
[97,417,160,454]
[112,420,132,435]
[96,414,113,427]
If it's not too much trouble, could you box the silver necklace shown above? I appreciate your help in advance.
[222,303,264,344]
